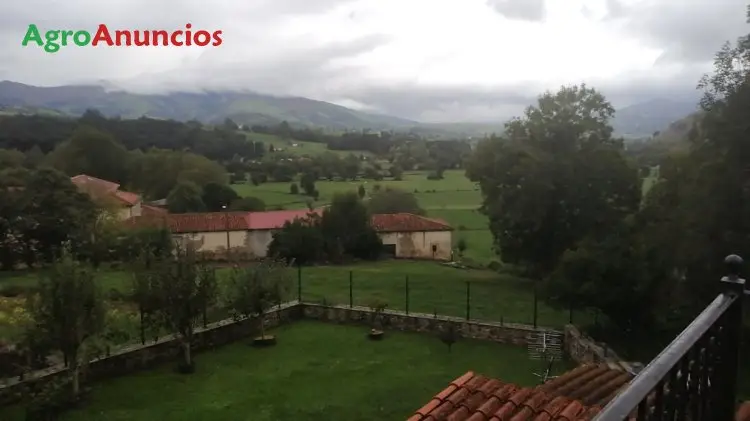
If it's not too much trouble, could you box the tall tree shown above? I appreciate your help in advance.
[224,259,292,340]
[46,125,129,184]
[466,85,640,277]
[152,245,217,372]
[201,182,239,212]
[367,188,424,215]
[167,181,206,214]
[28,253,105,397]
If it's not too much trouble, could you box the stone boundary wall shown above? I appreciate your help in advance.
[0,302,302,406]
[300,303,558,346]
[0,302,561,406]
[564,324,622,364]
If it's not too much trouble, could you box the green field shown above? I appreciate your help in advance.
[0,261,579,337]
[243,132,372,158]
[6,321,567,421]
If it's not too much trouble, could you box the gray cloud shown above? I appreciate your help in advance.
[0,0,747,124]
[486,0,546,22]
[606,0,748,63]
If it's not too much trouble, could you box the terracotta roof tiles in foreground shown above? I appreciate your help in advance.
[407,364,634,421]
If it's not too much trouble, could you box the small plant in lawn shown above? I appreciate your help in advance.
[367,299,388,340]
[457,238,467,258]
[27,251,105,403]
[224,258,292,346]
[439,323,460,352]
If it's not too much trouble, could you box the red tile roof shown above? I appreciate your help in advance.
[247,209,323,230]
[408,364,633,421]
[70,174,120,193]
[141,204,168,216]
[127,212,252,233]
[71,174,141,207]
[738,402,750,421]
[113,190,141,206]
[371,213,453,232]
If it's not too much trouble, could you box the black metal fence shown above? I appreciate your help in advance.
[292,266,584,329]
[593,255,747,421]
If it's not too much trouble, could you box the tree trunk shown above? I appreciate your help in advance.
[182,337,192,367]
[70,354,80,397]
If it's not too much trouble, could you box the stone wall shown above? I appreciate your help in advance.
[564,324,622,364]
[301,303,556,346]
[0,302,302,406]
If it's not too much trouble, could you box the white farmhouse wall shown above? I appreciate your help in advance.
[117,202,142,220]
[378,231,452,261]
[247,230,274,257]
[173,230,249,253]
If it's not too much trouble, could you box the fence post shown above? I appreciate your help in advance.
[349,270,353,308]
[405,275,410,315]
[465,281,471,320]
[568,301,573,324]
[533,283,538,328]
[297,264,302,303]
[717,254,745,420]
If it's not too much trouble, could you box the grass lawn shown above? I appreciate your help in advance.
[6,321,569,421]
[0,261,577,333]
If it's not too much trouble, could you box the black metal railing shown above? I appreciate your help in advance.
[594,255,747,421]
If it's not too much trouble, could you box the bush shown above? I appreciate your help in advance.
[0,284,37,298]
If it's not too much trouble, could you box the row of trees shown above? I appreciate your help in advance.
[19,248,291,411]
[0,110,265,162]
[467,4,750,352]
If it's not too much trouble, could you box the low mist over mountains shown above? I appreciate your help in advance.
[0,81,695,138]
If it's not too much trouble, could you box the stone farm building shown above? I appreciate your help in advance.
[70,175,166,220]
[127,210,454,260]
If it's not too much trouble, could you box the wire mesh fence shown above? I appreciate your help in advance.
[294,266,583,329]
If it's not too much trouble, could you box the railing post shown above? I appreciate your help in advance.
[297,264,302,303]
[533,283,538,328]
[717,254,745,421]
[465,281,471,320]
[349,270,353,308]
[405,275,410,315]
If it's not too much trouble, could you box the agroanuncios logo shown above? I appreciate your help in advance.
[21,23,223,53]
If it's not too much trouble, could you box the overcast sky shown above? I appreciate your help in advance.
[0,0,747,122]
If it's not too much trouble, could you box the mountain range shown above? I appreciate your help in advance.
[0,81,696,138]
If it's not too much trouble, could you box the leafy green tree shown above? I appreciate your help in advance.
[18,168,99,265]
[229,196,266,212]
[152,245,217,372]
[367,188,424,215]
[358,184,366,199]
[28,253,105,397]
[224,259,292,339]
[46,126,129,184]
[456,238,467,258]
[201,182,240,212]
[167,181,206,213]
[24,145,45,168]
[300,172,316,196]
[268,216,324,265]
[466,85,640,277]
[0,148,25,168]
[320,192,382,261]
[290,183,299,195]
[389,164,403,181]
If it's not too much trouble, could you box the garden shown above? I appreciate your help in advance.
[3,321,568,421]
